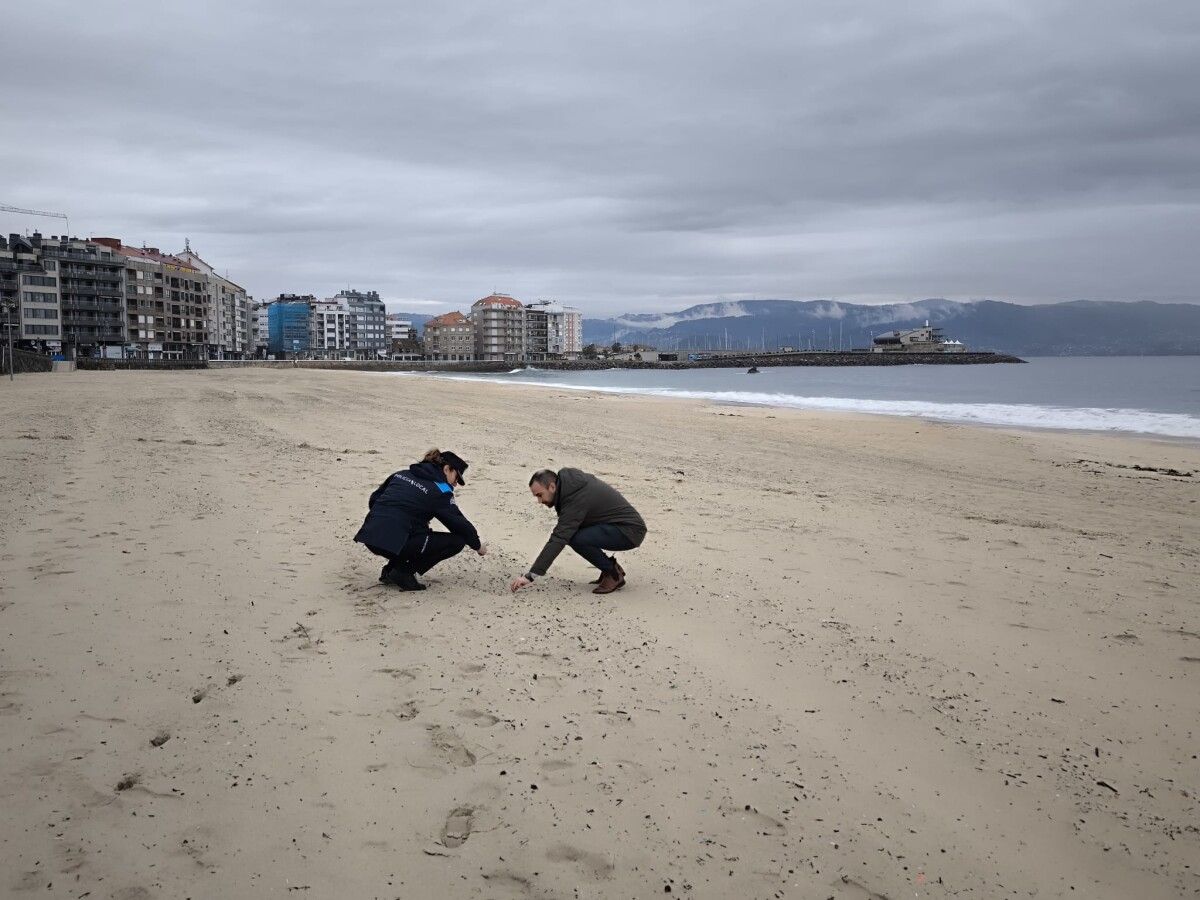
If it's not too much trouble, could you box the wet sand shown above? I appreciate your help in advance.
[1,368,1197,899]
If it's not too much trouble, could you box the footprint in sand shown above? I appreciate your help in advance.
[376,667,418,683]
[481,871,535,898]
[546,844,615,880]
[392,700,419,720]
[426,726,476,767]
[149,731,171,748]
[456,708,501,727]
[441,806,475,847]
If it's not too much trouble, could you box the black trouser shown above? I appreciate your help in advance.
[568,524,637,573]
[367,531,467,576]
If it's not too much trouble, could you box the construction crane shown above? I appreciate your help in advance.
[0,204,70,237]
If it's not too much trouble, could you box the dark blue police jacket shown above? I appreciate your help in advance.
[353,461,481,557]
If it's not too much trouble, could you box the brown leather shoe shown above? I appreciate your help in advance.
[592,568,625,594]
[589,560,625,584]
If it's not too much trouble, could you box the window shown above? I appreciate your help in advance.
[26,308,58,319]
[24,324,59,335]
[22,291,57,303]
[22,274,57,286]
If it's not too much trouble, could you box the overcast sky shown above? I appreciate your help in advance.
[2,1,1198,316]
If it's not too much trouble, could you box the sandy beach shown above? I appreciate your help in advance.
[1,367,1197,899]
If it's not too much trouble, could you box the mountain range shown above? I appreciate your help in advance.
[581,299,1200,356]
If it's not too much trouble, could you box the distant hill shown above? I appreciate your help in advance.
[582,299,1200,356]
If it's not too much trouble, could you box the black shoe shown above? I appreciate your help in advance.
[387,571,427,591]
[378,565,393,583]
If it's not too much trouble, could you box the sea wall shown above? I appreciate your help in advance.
[1,347,54,374]
[75,350,1024,374]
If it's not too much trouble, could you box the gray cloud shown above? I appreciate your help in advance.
[3,0,1198,314]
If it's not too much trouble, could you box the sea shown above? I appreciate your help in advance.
[417,357,1200,440]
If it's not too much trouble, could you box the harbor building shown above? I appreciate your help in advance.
[872,322,966,353]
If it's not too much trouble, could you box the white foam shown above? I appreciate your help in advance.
[410,374,1200,438]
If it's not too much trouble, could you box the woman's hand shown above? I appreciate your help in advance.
[510,575,532,593]
[477,543,488,557]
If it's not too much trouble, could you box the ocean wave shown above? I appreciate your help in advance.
[417,375,1200,438]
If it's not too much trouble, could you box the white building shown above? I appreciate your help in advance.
[526,300,583,357]
[386,313,417,342]
[311,298,350,357]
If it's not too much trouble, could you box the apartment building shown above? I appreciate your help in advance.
[253,301,270,356]
[471,293,524,362]
[524,306,549,360]
[176,246,254,359]
[89,238,207,359]
[333,289,388,357]
[267,294,314,356]
[311,298,349,357]
[34,235,126,357]
[424,311,474,361]
[527,300,583,357]
[1,233,62,351]
[386,313,417,342]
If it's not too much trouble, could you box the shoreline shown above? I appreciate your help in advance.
[381,368,1200,444]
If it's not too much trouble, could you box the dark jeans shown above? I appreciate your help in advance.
[568,524,637,573]
[367,531,467,576]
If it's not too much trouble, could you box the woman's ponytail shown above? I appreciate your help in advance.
[422,448,445,466]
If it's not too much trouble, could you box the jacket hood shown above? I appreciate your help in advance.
[554,468,585,509]
[409,461,449,485]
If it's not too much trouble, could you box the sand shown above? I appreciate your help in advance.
[1,367,1197,899]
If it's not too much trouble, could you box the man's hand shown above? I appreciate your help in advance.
[509,575,532,593]
[477,543,488,557]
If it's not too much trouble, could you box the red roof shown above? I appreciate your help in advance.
[91,237,199,271]
[426,311,471,328]
[472,293,522,309]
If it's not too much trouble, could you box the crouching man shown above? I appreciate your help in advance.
[510,468,646,595]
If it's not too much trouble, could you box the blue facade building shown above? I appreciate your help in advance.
[267,299,311,355]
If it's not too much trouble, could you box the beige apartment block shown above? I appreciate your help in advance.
[424,311,474,361]
[471,293,524,361]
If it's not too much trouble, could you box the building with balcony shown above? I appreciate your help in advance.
[333,289,388,357]
[471,293,524,362]
[526,300,583,357]
[424,311,474,361]
[1,233,62,351]
[176,245,254,359]
[386,313,417,342]
[90,238,207,359]
[32,235,127,357]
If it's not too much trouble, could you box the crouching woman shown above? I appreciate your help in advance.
[353,449,487,591]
